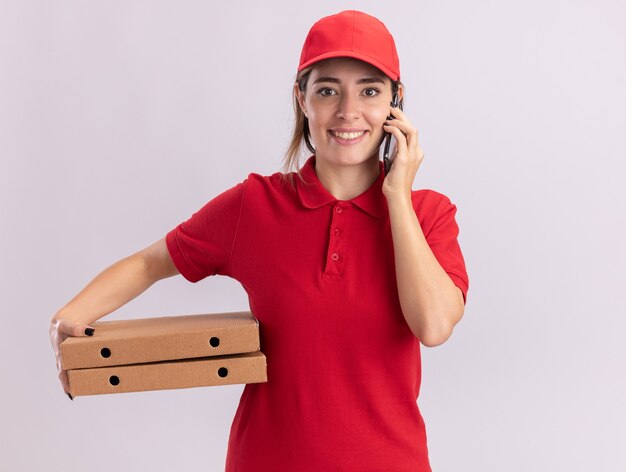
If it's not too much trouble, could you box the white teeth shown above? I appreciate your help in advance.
[332,131,365,140]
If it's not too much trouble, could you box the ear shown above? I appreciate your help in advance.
[396,82,405,101]
[294,83,308,117]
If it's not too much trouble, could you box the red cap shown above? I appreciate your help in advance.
[298,10,400,81]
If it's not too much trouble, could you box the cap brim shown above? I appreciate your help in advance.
[298,51,399,81]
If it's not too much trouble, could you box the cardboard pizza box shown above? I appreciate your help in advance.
[60,311,260,370]
[68,351,267,396]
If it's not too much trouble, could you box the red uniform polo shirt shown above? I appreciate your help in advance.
[165,156,469,472]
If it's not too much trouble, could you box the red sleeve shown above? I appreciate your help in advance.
[417,192,470,305]
[165,181,245,282]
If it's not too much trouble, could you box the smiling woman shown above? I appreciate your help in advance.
[284,59,404,182]
[49,9,469,472]
[296,59,398,172]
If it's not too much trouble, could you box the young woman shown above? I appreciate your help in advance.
[50,10,469,471]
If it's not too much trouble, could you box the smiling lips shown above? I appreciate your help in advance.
[329,129,367,144]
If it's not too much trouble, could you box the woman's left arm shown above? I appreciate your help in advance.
[383,107,465,347]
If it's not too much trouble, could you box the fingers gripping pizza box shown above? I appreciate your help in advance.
[60,311,267,397]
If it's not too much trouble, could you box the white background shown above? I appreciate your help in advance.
[1,0,625,470]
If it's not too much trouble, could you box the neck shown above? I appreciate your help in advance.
[314,156,381,200]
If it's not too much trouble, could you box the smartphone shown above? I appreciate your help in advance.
[383,92,401,174]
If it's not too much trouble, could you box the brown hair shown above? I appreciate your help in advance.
[280,65,404,186]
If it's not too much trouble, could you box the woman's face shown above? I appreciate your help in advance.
[296,57,399,168]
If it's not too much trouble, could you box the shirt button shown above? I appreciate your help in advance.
[331,252,340,261]
[334,228,341,236]
[335,206,343,214]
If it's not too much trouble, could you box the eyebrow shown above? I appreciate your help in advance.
[312,76,387,85]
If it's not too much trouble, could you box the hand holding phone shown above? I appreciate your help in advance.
[383,92,401,174]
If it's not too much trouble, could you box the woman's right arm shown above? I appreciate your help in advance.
[49,237,180,397]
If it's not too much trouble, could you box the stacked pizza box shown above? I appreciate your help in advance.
[60,311,267,397]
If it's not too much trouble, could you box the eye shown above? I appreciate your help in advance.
[316,87,336,97]
[363,87,381,97]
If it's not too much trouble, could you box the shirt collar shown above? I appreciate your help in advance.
[296,156,387,219]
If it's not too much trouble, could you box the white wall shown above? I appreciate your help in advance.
[1,0,624,470]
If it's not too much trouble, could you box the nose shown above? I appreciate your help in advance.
[336,93,361,120]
